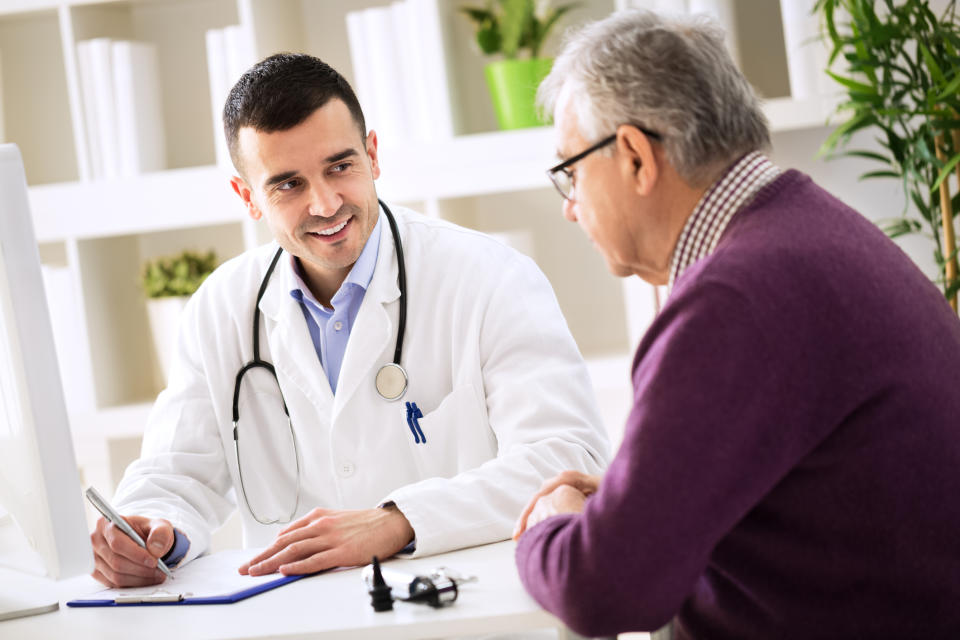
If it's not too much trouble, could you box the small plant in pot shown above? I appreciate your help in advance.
[141,249,218,382]
[460,0,579,130]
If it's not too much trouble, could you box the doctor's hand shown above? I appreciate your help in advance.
[239,504,415,576]
[90,515,174,588]
[512,470,602,540]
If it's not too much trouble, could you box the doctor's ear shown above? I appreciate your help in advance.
[231,176,263,221]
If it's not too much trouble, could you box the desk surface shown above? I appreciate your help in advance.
[0,540,561,640]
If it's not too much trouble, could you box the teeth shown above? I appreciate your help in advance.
[315,220,348,236]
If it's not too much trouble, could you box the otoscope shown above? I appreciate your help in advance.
[363,558,476,610]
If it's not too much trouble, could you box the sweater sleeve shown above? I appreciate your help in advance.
[515,278,820,636]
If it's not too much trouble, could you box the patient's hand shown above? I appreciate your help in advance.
[238,504,414,576]
[513,470,601,539]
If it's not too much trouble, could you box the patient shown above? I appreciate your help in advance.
[513,9,960,639]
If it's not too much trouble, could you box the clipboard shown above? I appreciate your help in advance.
[66,549,319,607]
[66,573,313,607]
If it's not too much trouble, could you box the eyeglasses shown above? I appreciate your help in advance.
[546,126,662,201]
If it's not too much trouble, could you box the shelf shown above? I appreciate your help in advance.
[28,165,243,243]
[377,127,557,202]
[378,95,841,203]
[762,95,841,132]
[26,93,842,244]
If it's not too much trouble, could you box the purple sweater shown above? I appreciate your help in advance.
[516,171,960,639]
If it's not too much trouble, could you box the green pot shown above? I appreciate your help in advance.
[484,58,554,130]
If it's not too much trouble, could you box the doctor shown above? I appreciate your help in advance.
[89,53,608,588]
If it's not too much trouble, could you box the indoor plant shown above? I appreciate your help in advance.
[460,0,579,129]
[816,0,960,311]
[141,249,218,380]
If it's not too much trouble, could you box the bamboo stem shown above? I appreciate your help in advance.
[934,131,958,311]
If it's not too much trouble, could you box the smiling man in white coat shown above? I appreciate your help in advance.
[88,53,609,587]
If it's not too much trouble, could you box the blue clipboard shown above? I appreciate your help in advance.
[66,572,316,607]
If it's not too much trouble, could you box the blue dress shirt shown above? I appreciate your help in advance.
[288,214,382,393]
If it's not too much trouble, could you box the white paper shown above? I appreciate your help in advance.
[82,549,285,600]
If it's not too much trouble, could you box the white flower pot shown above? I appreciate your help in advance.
[145,296,189,384]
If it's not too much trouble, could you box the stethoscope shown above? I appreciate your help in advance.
[231,199,408,524]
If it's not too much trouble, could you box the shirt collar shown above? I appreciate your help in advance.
[287,210,384,309]
[667,151,782,292]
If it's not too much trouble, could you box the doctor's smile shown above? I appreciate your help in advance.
[302,215,354,242]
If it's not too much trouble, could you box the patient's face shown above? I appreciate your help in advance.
[554,92,640,279]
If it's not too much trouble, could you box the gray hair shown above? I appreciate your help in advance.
[539,9,770,185]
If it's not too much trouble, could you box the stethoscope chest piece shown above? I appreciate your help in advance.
[376,363,408,401]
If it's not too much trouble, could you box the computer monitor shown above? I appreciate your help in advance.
[0,143,94,621]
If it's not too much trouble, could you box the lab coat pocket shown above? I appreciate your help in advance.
[407,384,496,479]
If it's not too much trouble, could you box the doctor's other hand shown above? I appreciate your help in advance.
[513,470,601,540]
[239,505,415,576]
[90,515,174,588]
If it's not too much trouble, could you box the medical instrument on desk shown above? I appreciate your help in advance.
[367,556,394,612]
[84,486,175,580]
[232,200,409,525]
[362,562,477,608]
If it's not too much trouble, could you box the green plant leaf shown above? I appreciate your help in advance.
[460,7,495,24]
[530,2,579,57]
[918,41,947,85]
[477,25,502,54]
[499,0,533,58]
[859,169,902,180]
[878,216,923,238]
[141,250,219,298]
[936,73,960,101]
[819,110,877,155]
[932,152,960,191]
[840,149,892,164]
[825,69,877,95]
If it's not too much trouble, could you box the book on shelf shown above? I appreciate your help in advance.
[345,0,454,149]
[112,40,166,177]
[76,41,104,179]
[205,25,255,170]
[361,5,410,149]
[345,10,380,142]
[779,0,831,100]
[0,49,5,143]
[76,38,166,179]
[86,38,121,179]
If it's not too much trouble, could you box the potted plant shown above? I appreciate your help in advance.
[141,249,218,381]
[460,0,579,130]
[816,0,960,311]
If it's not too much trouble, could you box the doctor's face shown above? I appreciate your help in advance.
[231,99,381,295]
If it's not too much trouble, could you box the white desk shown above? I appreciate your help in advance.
[0,540,573,640]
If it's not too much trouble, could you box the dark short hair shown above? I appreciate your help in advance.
[223,53,367,175]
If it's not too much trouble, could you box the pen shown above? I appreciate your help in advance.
[84,486,175,581]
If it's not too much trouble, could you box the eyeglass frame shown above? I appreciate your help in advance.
[546,125,662,201]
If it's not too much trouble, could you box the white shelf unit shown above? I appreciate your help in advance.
[0,0,841,484]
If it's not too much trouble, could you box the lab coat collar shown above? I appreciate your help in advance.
[255,204,402,413]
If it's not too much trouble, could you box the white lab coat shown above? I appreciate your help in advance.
[114,205,609,565]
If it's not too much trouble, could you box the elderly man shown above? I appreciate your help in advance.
[513,10,960,640]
